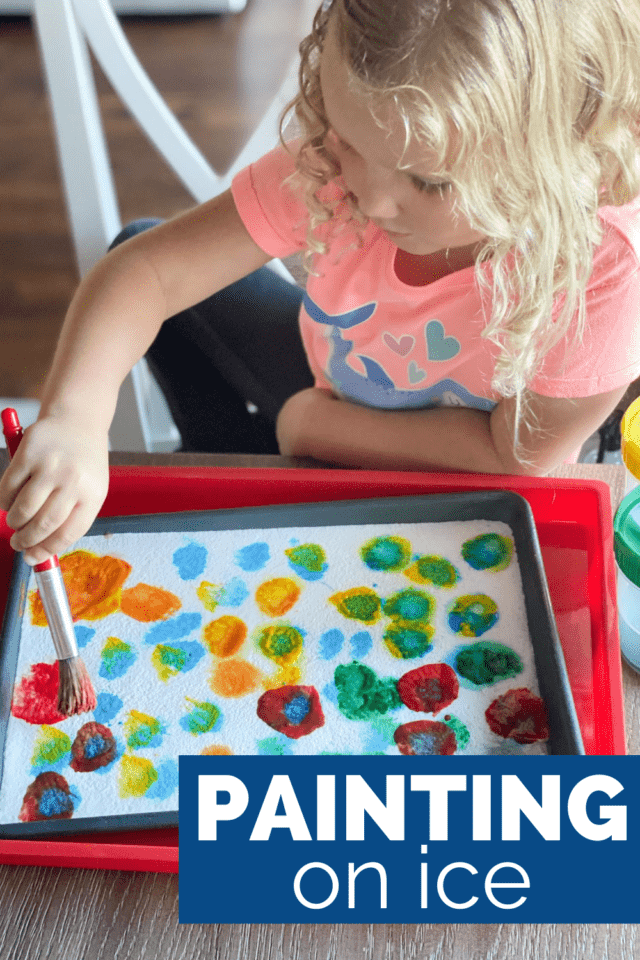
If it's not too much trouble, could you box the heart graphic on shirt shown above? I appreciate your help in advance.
[425,320,461,362]
[408,361,427,384]
[383,332,415,357]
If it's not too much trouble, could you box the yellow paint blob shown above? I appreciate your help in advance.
[262,664,303,690]
[201,745,233,756]
[120,583,181,622]
[30,550,132,624]
[255,577,301,617]
[197,581,222,613]
[119,755,158,798]
[203,615,247,657]
[209,658,262,698]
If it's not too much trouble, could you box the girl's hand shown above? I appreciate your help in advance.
[0,415,109,565]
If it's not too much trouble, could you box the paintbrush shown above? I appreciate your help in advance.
[1,407,96,716]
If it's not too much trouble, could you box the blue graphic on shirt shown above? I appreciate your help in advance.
[303,291,496,411]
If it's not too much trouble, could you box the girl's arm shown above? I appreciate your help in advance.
[276,384,630,474]
[0,189,271,562]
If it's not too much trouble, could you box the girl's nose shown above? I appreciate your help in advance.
[348,167,399,221]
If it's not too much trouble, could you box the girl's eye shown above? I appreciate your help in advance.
[411,176,451,195]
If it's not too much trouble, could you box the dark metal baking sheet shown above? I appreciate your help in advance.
[0,490,585,838]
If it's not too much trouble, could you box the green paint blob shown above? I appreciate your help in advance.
[32,727,71,768]
[183,698,220,735]
[448,594,499,637]
[455,641,523,685]
[383,623,434,659]
[405,555,459,587]
[461,533,513,571]
[329,587,381,624]
[285,543,326,572]
[360,536,411,571]
[257,624,304,664]
[442,714,470,749]
[334,662,401,720]
[383,588,434,623]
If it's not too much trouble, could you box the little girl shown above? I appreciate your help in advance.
[2,0,640,565]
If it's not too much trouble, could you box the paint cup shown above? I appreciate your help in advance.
[614,486,640,673]
[621,396,640,495]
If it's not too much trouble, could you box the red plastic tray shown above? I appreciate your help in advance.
[0,466,625,873]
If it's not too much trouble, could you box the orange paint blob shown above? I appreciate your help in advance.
[120,583,182,622]
[29,550,132,624]
[203,615,247,657]
[200,745,233,756]
[255,577,301,617]
[209,658,262,698]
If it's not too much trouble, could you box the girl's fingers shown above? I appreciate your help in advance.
[22,499,102,565]
[5,473,58,536]
[9,486,82,554]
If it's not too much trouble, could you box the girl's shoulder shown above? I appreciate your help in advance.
[594,194,640,283]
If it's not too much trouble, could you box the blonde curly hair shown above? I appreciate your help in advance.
[280,0,640,466]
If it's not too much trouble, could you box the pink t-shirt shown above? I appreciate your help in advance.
[232,142,640,436]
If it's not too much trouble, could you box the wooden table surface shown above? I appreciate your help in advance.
[0,454,637,960]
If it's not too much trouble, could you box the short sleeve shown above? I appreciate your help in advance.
[231,141,310,259]
[529,223,640,398]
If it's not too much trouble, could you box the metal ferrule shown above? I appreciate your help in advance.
[34,567,78,661]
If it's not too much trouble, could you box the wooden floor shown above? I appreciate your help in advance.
[0,4,305,400]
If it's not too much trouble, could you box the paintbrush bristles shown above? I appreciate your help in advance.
[57,657,97,717]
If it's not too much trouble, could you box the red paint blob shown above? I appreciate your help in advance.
[485,687,550,744]
[11,662,67,725]
[70,722,116,772]
[394,720,457,755]
[19,771,75,822]
[397,663,459,714]
[257,685,325,739]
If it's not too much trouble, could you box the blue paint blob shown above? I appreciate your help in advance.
[145,611,202,645]
[319,628,344,660]
[39,787,76,818]
[173,541,208,580]
[75,626,96,650]
[85,735,106,759]
[350,631,372,658]
[283,695,311,723]
[94,692,123,724]
[94,738,124,775]
[235,542,270,572]
[218,577,249,608]
[146,759,178,800]
[321,681,339,705]
[287,561,326,582]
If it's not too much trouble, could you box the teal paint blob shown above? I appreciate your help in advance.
[94,693,123,724]
[154,640,205,675]
[146,759,178,800]
[350,631,373,658]
[257,736,293,756]
[75,626,95,649]
[360,536,411,571]
[145,611,202,645]
[455,641,523,685]
[235,542,270,571]
[99,641,136,680]
[319,628,345,660]
[461,533,513,571]
[173,541,208,580]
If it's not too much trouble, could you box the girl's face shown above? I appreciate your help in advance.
[319,21,486,262]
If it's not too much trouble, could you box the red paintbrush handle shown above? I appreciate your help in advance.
[1,408,61,569]
[1,407,23,458]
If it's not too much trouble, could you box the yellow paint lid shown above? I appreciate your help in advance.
[621,397,640,480]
